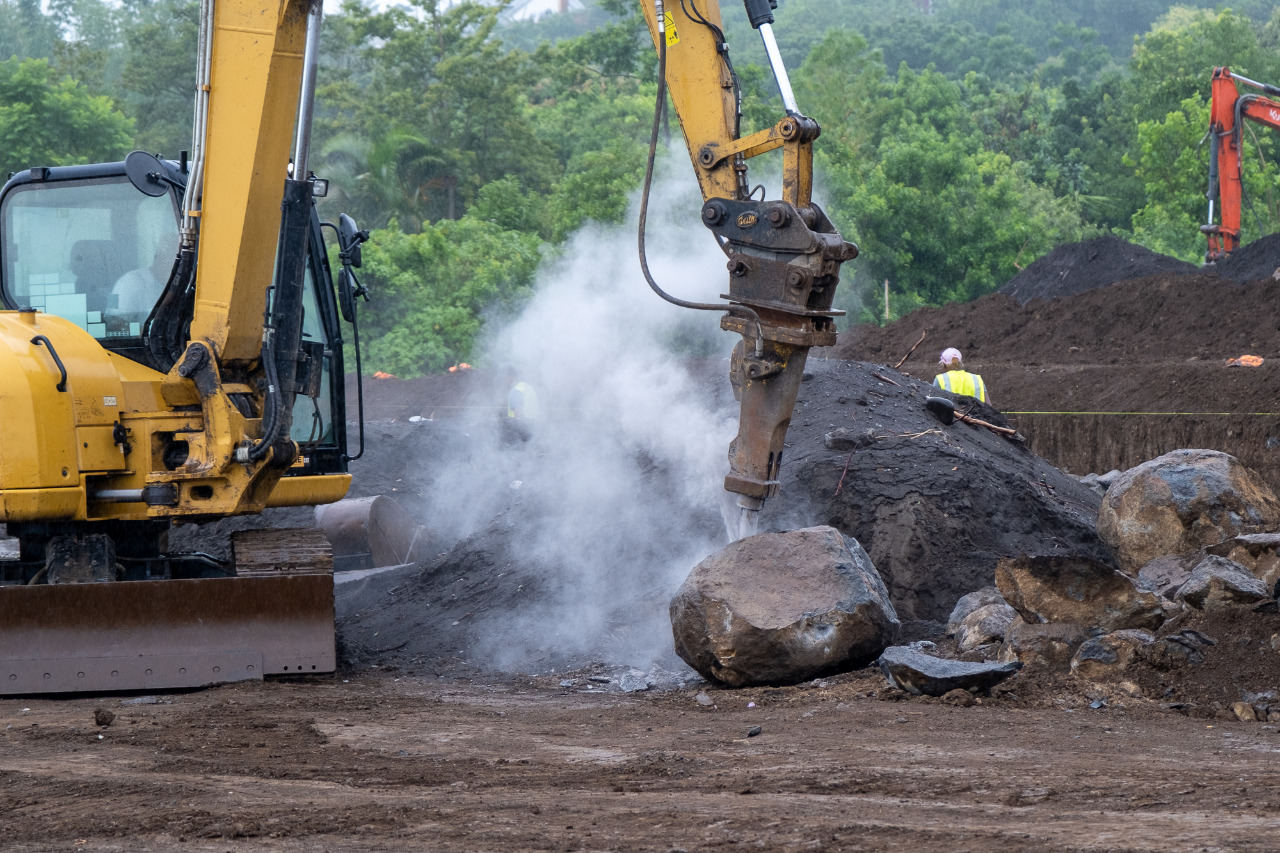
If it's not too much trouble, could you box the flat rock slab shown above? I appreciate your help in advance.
[1174,555,1271,610]
[878,646,1022,696]
[1206,533,1280,596]
[671,526,899,687]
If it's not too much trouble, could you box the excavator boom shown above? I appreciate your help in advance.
[1203,66,1280,262]
[638,0,857,534]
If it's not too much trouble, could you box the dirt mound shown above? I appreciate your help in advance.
[767,359,1108,621]
[1214,231,1280,284]
[997,236,1198,304]
[336,358,1110,678]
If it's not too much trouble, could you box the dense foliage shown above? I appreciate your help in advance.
[3,0,1280,369]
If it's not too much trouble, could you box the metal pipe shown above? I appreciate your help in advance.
[184,0,215,239]
[757,23,800,115]
[292,0,324,179]
[91,490,145,503]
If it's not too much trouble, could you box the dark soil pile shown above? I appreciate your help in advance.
[997,235,1199,304]
[335,358,1110,679]
[1214,231,1280,284]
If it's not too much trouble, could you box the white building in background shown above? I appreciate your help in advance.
[503,0,586,20]
[325,0,585,15]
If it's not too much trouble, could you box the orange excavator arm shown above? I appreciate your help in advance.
[1203,66,1280,262]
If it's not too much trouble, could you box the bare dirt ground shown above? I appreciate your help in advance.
[6,667,1280,852]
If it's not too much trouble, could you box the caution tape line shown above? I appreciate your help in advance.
[1006,411,1280,417]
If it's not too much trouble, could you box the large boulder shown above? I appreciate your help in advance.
[670,526,899,686]
[1097,450,1280,574]
[995,554,1165,632]
[1173,555,1271,610]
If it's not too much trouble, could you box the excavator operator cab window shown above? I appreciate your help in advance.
[292,261,335,446]
[0,175,180,341]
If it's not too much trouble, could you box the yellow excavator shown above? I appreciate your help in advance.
[0,0,372,694]
[0,0,852,696]
[637,0,857,538]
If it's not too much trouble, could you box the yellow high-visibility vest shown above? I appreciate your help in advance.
[933,370,988,403]
[508,381,539,418]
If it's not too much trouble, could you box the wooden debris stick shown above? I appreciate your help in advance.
[893,330,927,370]
[834,449,856,497]
[871,371,901,386]
[957,412,1017,436]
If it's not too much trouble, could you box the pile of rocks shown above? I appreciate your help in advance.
[949,449,1280,717]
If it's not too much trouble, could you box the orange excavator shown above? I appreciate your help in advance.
[1202,66,1280,262]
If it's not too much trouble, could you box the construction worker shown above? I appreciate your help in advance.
[506,368,539,419]
[932,347,989,404]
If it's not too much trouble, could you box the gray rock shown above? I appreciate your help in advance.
[1174,555,1271,610]
[995,553,1165,632]
[1077,470,1122,497]
[1097,450,1280,574]
[1206,532,1280,597]
[877,646,1021,696]
[670,526,900,687]
[618,671,651,693]
[1137,554,1199,599]
[955,602,1018,652]
[823,427,876,452]
[945,587,1008,634]
[1071,629,1157,683]
[998,619,1088,671]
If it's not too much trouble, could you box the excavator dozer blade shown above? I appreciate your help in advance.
[0,529,335,696]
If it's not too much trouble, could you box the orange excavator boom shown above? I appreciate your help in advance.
[1203,66,1280,262]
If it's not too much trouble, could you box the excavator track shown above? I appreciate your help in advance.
[0,528,335,696]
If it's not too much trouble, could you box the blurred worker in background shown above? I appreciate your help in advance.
[506,367,539,420]
[933,347,989,404]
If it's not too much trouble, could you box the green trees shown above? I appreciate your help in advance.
[3,0,1278,363]
[354,217,543,376]
[0,57,133,175]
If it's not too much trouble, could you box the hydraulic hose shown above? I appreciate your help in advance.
[638,0,763,350]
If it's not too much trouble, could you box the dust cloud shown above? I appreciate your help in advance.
[414,164,751,673]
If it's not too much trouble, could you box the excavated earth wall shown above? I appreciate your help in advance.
[835,234,1280,491]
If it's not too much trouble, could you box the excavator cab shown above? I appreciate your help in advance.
[0,158,351,480]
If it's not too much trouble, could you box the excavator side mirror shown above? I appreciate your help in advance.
[337,213,367,269]
[337,268,357,323]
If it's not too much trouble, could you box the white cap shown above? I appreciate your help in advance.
[939,347,962,366]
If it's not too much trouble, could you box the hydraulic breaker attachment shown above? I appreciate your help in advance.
[706,197,858,509]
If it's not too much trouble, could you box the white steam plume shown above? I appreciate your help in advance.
[416,158,749,674]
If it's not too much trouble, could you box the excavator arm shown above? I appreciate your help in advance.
[638,0,857,535]
[1203,66,1280,262]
